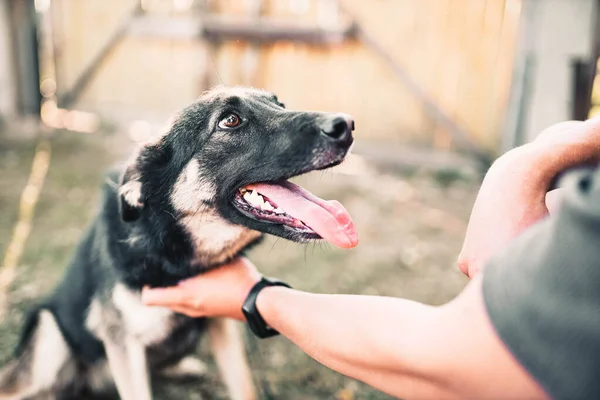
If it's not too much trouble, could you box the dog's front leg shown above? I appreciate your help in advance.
[104,337,152,400]
[209,318,257,400]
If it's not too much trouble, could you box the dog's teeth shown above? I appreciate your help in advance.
[255,192,265,203]
[274,207,285,214]
[239,188,247,194]
[245,190,265,207]
[261,201,274,211]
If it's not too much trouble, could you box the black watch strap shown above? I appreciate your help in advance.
[242,277,291,339]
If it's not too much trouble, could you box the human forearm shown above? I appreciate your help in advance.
[255,278,547,400]
[256,286,454,399]
[458,120,600,278]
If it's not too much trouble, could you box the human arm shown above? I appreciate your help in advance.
[252,275,545,400]
[458,119,600,278]
[142,258,545,400]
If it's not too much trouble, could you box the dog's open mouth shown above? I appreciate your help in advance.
[232,180,358,249]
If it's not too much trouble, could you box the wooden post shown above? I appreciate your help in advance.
[572,0,600,120]
[0,0,17,118]
[500,0,537,152]
[8,0,41,116]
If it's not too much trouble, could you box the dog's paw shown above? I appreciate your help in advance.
[158,356,207,380]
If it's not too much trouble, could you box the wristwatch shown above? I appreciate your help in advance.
[242,276,291,338]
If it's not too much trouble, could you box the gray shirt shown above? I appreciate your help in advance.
[483,166,600,400]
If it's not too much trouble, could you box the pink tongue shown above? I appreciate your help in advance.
[245,181,358,249]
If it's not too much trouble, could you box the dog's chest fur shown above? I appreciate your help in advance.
[113,284,174,344]
[87,284,174,346]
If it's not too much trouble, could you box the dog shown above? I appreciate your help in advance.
[0,86,358,400]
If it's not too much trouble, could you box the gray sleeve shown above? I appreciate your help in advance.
[482,166,600,400]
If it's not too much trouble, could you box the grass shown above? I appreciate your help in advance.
[0,131,475,399]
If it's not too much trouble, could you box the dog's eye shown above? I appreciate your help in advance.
[218,113,241,129]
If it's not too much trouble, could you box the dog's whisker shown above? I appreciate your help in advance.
[269,237,281,254]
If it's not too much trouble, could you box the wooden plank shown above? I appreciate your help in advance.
[202,16,354,44]
[492,0,522,144]
[451,0,487,143]
[59,3,142,108]
[128,14,202,39]
[340,3,492,165]
[480,0,510,149]
[47,0,520,157]
[127,14,354,44]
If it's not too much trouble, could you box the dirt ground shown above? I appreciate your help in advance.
[0,129,478,400]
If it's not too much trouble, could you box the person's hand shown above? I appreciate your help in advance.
[141,257,261,320]
[458,119,600,278]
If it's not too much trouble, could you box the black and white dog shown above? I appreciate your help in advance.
[0,86,358,400]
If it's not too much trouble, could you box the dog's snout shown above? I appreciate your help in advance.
[320,114,354,142]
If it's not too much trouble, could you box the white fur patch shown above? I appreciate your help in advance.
[11,310,75,398]
[119,180,143,207]
[85,299,102,335]
[209,318,256,400]
[112,284,174,345]
[31,311,72,389]
[0,311,75,399]
[170,159,215,214]
[87,361,113,392]
[119,234,144,247]
[103,337,152,400]
[159,356,207,379]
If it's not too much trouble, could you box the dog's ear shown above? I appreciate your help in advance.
[118,160,144,222]
[117,136,174,222]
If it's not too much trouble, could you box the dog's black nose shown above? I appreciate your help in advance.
[320,114,354,142]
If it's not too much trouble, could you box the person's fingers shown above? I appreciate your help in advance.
[537,116,600,149]
[545,188,564,215]
[168,306,205,318]
[534,121,583,142]
[521,118,600,192]
[142,285,207,317]
[457,259,470,278]
[141,285,192,307]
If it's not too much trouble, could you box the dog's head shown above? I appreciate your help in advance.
[118,87,358,265]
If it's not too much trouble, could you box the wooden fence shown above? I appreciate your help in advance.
[47,0,522,154]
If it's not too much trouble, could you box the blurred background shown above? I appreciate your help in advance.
[0,0,598,399]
